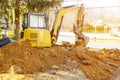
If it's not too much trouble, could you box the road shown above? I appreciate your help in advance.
[85,33,120,49]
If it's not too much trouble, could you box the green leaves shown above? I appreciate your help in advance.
[0,0,63,17]
[0,0,63,39]
[26,0,63,12]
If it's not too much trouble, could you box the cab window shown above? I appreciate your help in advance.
[29,15,46,28]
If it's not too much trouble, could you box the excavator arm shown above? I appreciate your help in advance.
[74,4,89,47]
[77,3,84,33]
[51,4,84,44]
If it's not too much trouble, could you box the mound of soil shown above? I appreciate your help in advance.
[0,40,120,80]
[0,41,67,73]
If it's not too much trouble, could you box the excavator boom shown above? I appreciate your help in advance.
[51,4,85,44]
[51,4,84,44]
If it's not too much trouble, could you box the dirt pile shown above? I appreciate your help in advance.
[74,48,120,80]
[0,41,67,73]
[0,41,120,80]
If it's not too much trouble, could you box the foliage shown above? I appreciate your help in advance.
[26,0,63,12]
[0,0,63,16]
[0,0,63,40]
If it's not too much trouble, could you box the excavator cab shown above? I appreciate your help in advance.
[22,13,51,47]
[22,13,48,29]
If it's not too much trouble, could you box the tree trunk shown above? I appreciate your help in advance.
[14,0,20,40]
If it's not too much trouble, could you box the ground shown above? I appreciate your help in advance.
[0,38,120,80]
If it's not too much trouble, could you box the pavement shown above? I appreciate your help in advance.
[84,33,120,49]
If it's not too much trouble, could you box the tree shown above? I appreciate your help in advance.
[0,0,12,28]
[0,0,63,40]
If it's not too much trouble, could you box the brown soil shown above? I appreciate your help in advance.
[0,41,68,74]
[0,40,120,80]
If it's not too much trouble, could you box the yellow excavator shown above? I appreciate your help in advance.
[21,4,87,47]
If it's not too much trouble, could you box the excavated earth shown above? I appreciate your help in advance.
[0,40,120,80]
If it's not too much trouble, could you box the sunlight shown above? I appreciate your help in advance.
[81,0,120,8]
[63,0,120,8]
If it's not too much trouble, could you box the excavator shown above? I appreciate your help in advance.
[21,3,87,47]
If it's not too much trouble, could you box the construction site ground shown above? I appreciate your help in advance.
[0,36,120,80]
